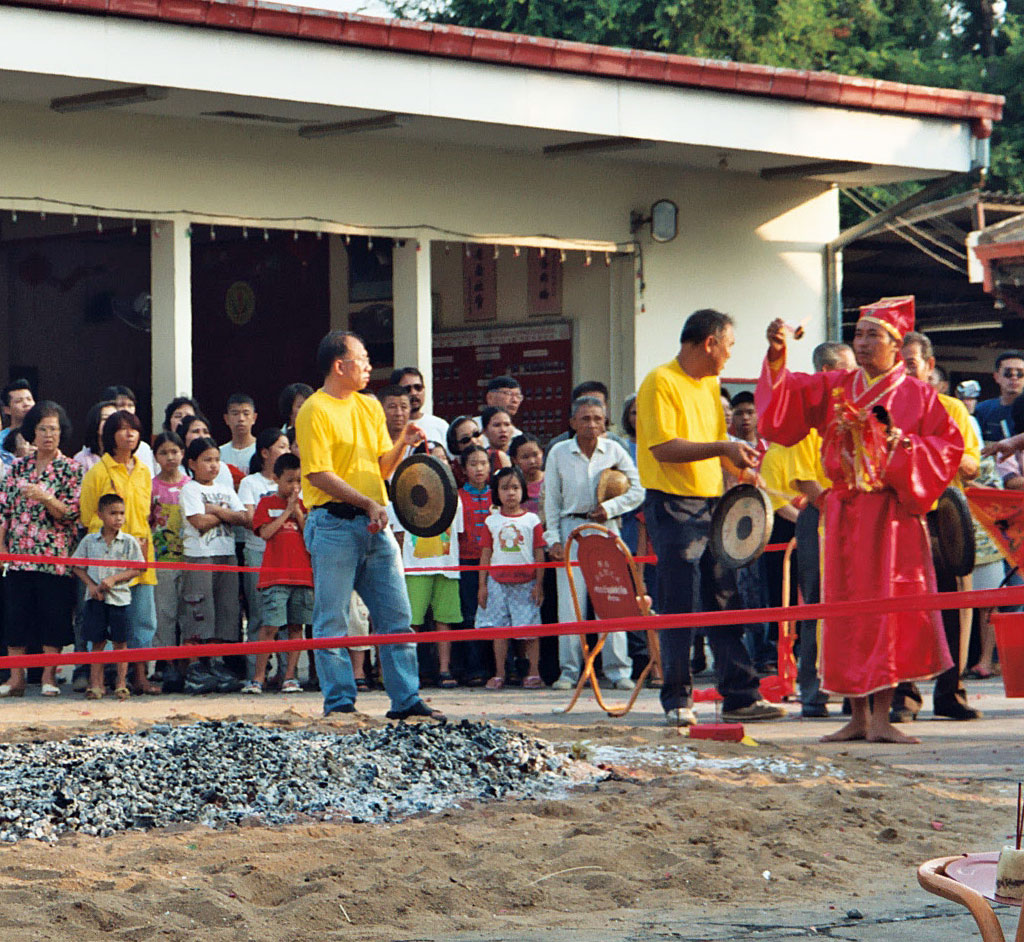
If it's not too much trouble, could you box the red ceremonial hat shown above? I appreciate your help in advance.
[858,295,915,342]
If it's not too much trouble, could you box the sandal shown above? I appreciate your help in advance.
[0,683,26,698]
[84,687,105,700]
[521,675,544,689]
[281,679,302,694]
[132,681,163,696]
[355,677,370,692]
[40,683,61,698]
[484,676,505,690]
[241,681,263,695]
[965,666,999,680]
[438,672,458,689]
[115,686,131,701]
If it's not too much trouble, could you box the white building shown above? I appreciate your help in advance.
[0,0,1002,437]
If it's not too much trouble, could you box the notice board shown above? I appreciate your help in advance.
[432,321,573,443]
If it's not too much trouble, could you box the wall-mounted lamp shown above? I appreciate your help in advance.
[630,199,678,243]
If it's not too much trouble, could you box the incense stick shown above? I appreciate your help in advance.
[1016,782,1022,851]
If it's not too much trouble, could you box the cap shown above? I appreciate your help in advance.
[858,296,915,342]
[956,380,981,399]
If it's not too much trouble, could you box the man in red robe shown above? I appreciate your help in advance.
[755,297,963,744]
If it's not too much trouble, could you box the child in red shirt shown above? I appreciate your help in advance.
[243,453,312,694]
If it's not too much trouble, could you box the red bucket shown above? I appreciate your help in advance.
[991,613,1024,697]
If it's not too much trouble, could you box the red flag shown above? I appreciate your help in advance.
[965,487,1024,569]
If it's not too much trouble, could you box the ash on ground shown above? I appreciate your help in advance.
[0,720,595,844]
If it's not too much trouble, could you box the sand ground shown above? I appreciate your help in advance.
[0,675,1019,941]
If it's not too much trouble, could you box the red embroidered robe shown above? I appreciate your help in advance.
[755,353,962,696]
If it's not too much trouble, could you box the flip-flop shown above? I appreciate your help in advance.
[484,676,505,690]
[965,667,998,680]
[521,675,544,689]
[115,687,132,701]
[84,687,105,700]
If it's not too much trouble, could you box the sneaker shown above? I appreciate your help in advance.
[241,680,263,695]
[551,675,576,691]
[665,707,698,727]
[612,677,635,691]
[206,660,244,694]
[161,665,185,694]
[281,679,302,694]
[386,700,446,721]
[183,663,220,696]
[722,699,787,722]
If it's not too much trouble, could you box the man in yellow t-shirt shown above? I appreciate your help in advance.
[295,330,443,721]
[636,308,786,728]
[890,331,982,723]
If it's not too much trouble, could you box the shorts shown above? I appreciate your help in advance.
[82,598,130,646]
[259,584,315,628]
[406,574,462,626]
[475,577,539,637]
[348,592,371,653]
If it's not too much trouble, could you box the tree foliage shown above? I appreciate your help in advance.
[386,0,1024,193]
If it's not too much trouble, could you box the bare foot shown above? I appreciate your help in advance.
[866,721,920,744]
[820,720,867,742]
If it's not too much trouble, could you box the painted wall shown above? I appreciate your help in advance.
[0,98,835,399]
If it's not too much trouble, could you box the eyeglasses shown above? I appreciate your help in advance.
[401,383,424,393]
[342,356,372,368]
[1003,369,1024,379]
[456,430,483,447]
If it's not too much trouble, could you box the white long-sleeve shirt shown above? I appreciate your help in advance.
[541,436,643,548]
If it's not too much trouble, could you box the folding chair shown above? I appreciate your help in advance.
[561,522,661,717]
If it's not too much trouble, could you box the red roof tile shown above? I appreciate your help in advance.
[1,0,1004,123]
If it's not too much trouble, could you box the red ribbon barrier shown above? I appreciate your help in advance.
[0,552,657,576]
[2,582,1023,669]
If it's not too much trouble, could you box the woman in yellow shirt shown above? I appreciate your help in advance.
[79,410,160,695]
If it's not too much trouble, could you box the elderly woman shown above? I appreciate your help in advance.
[543,395,644,692]
[79,409,160,695]
[0,401,82,696]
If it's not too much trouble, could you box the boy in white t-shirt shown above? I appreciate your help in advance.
[179,437,250,694]
[389,491,463,688]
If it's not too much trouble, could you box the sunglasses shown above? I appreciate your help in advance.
[1003,370,1024,379]
[402,383,425,393]
[457,429,484,447]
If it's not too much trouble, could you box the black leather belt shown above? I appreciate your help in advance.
[321,502,367,520]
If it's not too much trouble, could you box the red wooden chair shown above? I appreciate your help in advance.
[561,523,661,717]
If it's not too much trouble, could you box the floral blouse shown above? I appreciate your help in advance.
[0,453,82,575]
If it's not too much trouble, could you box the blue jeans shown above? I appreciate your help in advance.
[644,491,760,713]
[126,584,157,650]
[305,509,421,714]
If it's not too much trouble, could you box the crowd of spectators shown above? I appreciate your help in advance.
[0,329,1016,713]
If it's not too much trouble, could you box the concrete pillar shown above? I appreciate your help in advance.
[150,217,192,432]
[392,236,433,413]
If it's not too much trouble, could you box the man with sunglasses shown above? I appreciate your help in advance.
[975,351,1024,442]
[389,367,450,449]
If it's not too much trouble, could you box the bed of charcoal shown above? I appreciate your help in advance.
[0,719,587,843]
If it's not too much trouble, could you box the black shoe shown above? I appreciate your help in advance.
[206,659,244,693]
[184,663,219,695]
[325,703,356,716]
[161,665,185,694]
[801,703,829,718]
[933,702,982,721]
[386,700,446,721]
[889,707,917,724]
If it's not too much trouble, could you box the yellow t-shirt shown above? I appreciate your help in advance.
[938,392,979,491]
[759,443,797,511]
[79,453,157,586]
[295,389,391,509]
[635,359,726,497]
[786,428,831,492]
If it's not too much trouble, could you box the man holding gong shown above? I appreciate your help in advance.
[296,330,444,721]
